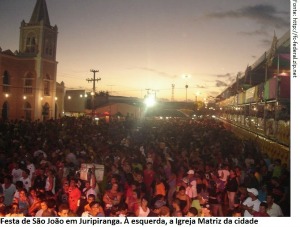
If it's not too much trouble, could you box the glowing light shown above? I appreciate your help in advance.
[144,95,156,107]
[68,96,71,99]
[23,96,27,100]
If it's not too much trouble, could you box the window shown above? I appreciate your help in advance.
[44,74,50,96]
[45,40,53,56]
[25,33,36,54]
[24,73,34,94]
[2,70,10,93]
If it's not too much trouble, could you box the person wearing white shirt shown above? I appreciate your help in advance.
[266,194,284,217]
[11,162,22,184]
[218,165,230,184]
[186,170,197,199]
[20,169,31,192]
[2,175,16,206]
[26,159,36,180]
[82,181,96,200]
[241,188,261,217]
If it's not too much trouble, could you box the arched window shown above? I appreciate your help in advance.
[25,32,37,54]
[24,72,34,94]
[44,74,51,96]
[2,70,10,93]
[24,102,32,121]
[45,39,53,56]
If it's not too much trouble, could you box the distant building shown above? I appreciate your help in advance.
[0,0,64,121]
[63,91,195,119]
[64,90,87,116]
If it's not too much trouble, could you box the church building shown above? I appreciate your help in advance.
[0,0,64,121]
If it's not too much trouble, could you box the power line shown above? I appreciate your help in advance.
[86,69,101,116]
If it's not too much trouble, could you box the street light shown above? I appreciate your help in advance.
[185,84,188,102]
[182,74,191,102]
[144,94,156,107]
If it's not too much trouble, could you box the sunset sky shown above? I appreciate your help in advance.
[0,0,290,101]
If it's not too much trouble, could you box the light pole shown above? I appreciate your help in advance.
[182,74,191,102]
[185,84,188,102]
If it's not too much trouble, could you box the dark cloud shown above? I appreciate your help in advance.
[206,4,289,30]
[139,67,177,79]
[216,73,231,78]
[215,80,228,87]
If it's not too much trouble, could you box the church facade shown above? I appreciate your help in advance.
[0,0,64,121]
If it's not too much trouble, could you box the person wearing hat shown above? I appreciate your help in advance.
[241,188,261,217]
[147,199,166,217]
[186,170,197,200]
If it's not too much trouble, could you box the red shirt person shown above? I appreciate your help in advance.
[68,179,81,214]
[143,162,155,195]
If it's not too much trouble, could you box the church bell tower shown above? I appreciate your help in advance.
[18,0,58,120]
[19,0,58,61]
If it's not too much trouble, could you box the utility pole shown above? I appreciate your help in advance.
[145,88,151,97]
[86,69,101,117]
[171,84,175,101]
[153,89,159,100]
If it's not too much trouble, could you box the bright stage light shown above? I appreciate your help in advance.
[144,95,156,107]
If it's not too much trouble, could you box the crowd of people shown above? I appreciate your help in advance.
[0,116,290,217]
